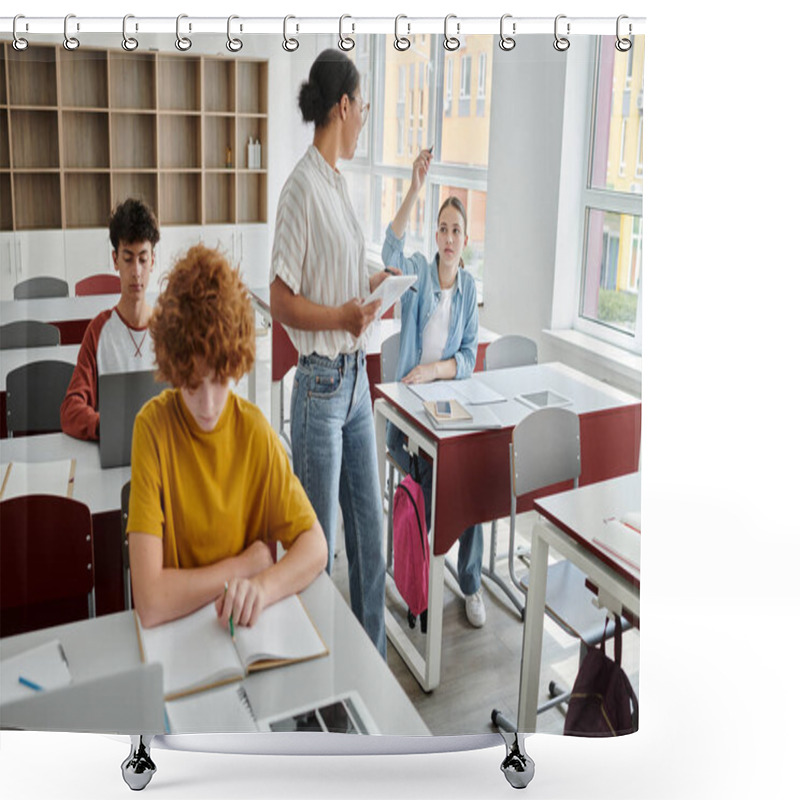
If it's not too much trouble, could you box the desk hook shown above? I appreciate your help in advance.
[12,15,28,51]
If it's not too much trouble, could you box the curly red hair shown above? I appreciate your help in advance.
[150,245,255,389]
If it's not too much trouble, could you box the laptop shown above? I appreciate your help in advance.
[98,370,169,468]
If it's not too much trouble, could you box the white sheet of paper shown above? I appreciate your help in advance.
[166,684,259,734]
[364,275,417,317]
[408,378,505,406]
[0,459,75,500]
[0,640,72,703]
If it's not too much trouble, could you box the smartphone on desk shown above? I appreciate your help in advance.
[435,400,452,417]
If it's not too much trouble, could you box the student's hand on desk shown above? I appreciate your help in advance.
[340,297,381,338]
[236,539,274,578]
[216,577,267,628]
[369,267,400,293]
[402,363,437,384]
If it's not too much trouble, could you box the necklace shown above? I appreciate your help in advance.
[125,325,147,358]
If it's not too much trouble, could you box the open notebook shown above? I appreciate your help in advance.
[135,595,328,701]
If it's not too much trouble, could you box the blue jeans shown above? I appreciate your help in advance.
[387,423,483,596]
[291,351,387,658]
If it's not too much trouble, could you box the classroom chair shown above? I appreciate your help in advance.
[0,494,95,636]
[12,276,69,300]
[5,360,74,437]
[481,333,539,609]
[75,273,121,296]
[0,320,61,349]
[490,407,629,727]
[120,481,132,610]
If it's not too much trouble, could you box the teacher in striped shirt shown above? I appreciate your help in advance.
[269,49,392,658]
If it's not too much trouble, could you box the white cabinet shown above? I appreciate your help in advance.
[1,231,67,299]
[155,226,204,287]
[202,225,236,264]
[0,233,18,300]
[236,224,270,288]
[64,228,113,294]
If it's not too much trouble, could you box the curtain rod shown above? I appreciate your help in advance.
[0,15,646,38]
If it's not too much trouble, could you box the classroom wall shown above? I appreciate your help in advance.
[482,35,641,397]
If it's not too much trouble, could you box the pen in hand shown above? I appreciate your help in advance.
[224,581,235,641]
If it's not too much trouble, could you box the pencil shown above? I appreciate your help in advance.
[224,581,235,641]
[18,676,44,692]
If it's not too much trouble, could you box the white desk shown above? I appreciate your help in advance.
[0,294,119,326]
[0,572,429,737]
[373,363,641,692]
[516,472,641,732]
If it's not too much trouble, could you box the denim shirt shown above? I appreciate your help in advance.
[381,224,478,383]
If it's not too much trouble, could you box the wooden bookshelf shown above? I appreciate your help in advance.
[0,43,268,232]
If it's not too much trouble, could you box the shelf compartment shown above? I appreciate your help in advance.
[205,172,235,224]
[109,52,156,110]
[59,49,109,108]
[160,173,201,225]
[158,56,201,112]
[237,61,268,115]
[236,117,267,170]
[204,116,236,169]
[0,173,11,230]
[0,47,7,105]
[0,109,9,169]
[65,172,111,228]
[110,113,156,169]
[7,46,58,106]
[13,173,62,229]
[158,115,201,169]
[63,112,110,169]
[237,172,267,224]
[204,60,235,113]
[10,109,60,169]
[111,172,158,214]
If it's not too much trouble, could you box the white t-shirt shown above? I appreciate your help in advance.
[420,286,454,366]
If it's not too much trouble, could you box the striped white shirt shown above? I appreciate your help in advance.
[270,145,370,358]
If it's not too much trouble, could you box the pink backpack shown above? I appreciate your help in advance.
[392,472,430,631]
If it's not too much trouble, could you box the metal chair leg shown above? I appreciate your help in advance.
[498,730,535,789]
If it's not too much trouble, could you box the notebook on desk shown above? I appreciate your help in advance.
[98,370,168,468]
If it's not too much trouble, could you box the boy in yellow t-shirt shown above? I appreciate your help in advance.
[127,245,327,629]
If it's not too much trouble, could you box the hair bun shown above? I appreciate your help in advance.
[298,80,324,125]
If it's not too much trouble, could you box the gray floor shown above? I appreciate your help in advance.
[244,329,640,737]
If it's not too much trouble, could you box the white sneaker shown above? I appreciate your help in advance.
[465,590,486,628]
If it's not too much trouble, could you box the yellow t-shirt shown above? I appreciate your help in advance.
[127,388,317,569]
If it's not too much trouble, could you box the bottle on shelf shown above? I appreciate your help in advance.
[254,139,261,169]
[225,145,232,169]
[247,137,254,169]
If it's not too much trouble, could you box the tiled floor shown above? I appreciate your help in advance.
[245,333,639,737]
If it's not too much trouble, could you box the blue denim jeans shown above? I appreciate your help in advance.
[387,423,483,596]
[291,351,387,658]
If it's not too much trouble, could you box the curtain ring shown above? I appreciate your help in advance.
[282,16,299,52]
[615,15,632,52]
[339,14,355,51]
[226,15,243,52]
[443,14,460,52]
[12,15,28,51]
[63,14,80,51]
[553,14,570,51]
[499,14,516,51]
[175,14,192,51]
[122,14,138,51]
[394,14,411,51]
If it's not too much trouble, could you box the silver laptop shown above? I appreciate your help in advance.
[98,370,168,468]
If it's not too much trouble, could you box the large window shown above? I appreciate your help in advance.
[341,35,492,297]
[578,36,644,350]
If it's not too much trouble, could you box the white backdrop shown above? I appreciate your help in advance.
[2,1,799,798]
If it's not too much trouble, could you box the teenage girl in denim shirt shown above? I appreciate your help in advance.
[382,149,486,628]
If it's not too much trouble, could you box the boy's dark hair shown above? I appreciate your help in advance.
[109,198,160,252]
